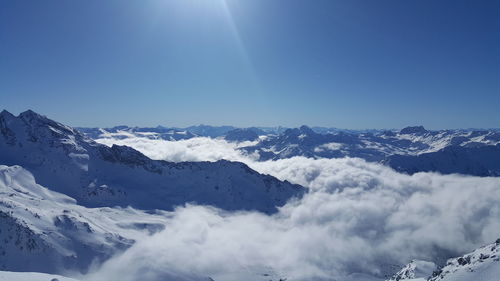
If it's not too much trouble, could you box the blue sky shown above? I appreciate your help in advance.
[1,0,499,129]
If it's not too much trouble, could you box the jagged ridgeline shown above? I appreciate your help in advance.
[239,125,500,176]
[0,110,304,213]
[81,122,500,177]
[388,239,500,281]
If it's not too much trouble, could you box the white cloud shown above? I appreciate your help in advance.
[86,136,500,281]
[95,136,257,163]
[314,142,344,152]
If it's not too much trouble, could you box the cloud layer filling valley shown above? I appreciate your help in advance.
[87,136,500,281]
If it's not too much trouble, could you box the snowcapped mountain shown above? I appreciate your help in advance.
[79,122,500,176]
[0,110,304,213]
[387,260,437,281]
[387,239,500,281]
[241,125,500,161]
[238,125,500,176]
[384,144,500,176]
[240,125,372,160]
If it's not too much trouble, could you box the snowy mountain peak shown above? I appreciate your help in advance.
[387,260,437,281]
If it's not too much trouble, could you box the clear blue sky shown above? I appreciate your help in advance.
[1,0,499,129]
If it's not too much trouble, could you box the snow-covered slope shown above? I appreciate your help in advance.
[0,164,296,279]
[0,110,304,213]
[429,239,500,281]
[0,164,169,274]
[388,239,500,281]
[0,271,79,281]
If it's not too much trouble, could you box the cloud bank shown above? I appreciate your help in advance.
[87,136,500,281]
[95,136,257,163]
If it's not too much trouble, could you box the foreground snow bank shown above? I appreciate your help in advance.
[0,271,79,281]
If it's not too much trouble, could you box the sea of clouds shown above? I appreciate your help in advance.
[85,136,500,281]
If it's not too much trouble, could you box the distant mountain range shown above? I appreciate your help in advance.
[77,125,274,140]
[78,123,500,177]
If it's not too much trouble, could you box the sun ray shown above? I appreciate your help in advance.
[217,0,261,89]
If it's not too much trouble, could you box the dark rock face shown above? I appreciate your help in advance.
[225,128,260,142]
